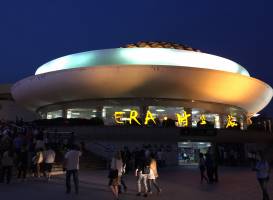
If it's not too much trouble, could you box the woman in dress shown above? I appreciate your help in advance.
[147,156,162,194]
[109,151,123,200]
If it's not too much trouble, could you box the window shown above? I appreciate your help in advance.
[47,110,63,119]
[66,108,98,119]
[148,106,184,121]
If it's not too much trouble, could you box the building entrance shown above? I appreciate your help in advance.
[178,142,211,165]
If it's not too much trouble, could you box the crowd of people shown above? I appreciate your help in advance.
[114,145,166,173]
[108,148,162,200]
[0,119,73,184]
[0,119,271,200]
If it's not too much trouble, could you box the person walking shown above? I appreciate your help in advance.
[118,148,129,194]
[212,152,219,183]
[118,163,127,194]
[108,151,123,200]
[32,148,43,178]
[199,153,208,184]
[43,145,56,181]
[135,150,150,197]
[253,151,270,200]
[17,144,28,181]
[0,148,15,184]
[205,153,214,184]
[64,144,82,194]
[147,156,161,195]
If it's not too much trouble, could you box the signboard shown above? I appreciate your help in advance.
[113,110,238,129]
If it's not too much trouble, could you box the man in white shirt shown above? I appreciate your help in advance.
[64,145,82,194]
[43,145,56,180]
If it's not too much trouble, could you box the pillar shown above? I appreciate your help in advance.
[62,108,67,118]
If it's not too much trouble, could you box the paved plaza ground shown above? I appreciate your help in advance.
[0,166,272,200]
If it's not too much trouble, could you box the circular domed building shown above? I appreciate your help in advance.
[11,42,273,129]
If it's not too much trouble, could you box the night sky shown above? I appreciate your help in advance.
[0,0,272,115]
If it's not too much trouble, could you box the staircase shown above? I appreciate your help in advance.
[80,150,107,170]
[49,150,107,176]
[51,163,65,175]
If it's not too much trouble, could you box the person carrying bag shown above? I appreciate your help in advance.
[108,151,123,200]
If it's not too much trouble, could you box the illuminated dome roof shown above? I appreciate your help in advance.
[124,41,201,52]
[12,42,272,117]
[35,48,250,76]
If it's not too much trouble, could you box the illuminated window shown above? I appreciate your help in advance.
[47,110,63,119]
[66,108,98,119]
[191,109,220,129]
[40,112,47,119]
[148,106,184,122]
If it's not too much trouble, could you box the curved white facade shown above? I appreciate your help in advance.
[0,84,38,121]
[11,47,273,128]
[12,65,272,114]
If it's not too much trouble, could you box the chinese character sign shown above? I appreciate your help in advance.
[200,114,207,125]
[176,111,191,127]
[226,115,238,128]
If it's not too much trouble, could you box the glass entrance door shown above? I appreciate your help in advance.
[178,142,211,165]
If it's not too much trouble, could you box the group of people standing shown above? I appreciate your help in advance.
[0,144,56,184]
[108,149,162,200]
[108,145,166,174]
[198,152,218,184]
[0,123,57,184]
[199,150,271,200]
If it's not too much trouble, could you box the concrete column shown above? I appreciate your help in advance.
[96,106,103,118]
[241,115,247,130]
[62,108,67,118]
[220,114,227,129]
[214,114,221,129]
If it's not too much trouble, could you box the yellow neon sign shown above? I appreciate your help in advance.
[200,114,207,125]
[226,115,238,128]
[114,112,125,124]
[114,110,157,126]
[114,110,238,129]
[144,110,156,125]
[129,110,141,125]
[176,111,191,127]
